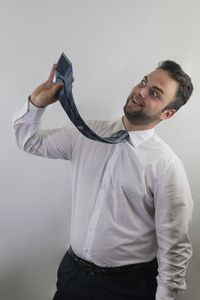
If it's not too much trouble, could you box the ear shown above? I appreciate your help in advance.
[160,109,176,121]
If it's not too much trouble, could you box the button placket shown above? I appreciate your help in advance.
[83,145,122,260]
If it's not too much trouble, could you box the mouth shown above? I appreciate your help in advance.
[131,96,143,107]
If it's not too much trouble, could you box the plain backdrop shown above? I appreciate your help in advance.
[0,0,200,299]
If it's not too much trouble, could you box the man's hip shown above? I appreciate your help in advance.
[53,246,158,300]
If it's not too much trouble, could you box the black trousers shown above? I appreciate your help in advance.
[53,250,158,300]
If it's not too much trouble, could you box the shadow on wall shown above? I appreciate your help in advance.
[0,247,66,300]
[177,256,199,300]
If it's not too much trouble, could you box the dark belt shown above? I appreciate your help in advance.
[67,246,156,274]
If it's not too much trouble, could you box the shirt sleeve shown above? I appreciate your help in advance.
[12,99,80,160]
[154,159,193,300]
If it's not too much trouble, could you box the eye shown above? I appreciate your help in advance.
[150,89,160,99]
[139,79,146,87]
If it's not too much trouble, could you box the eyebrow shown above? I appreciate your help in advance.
[145,76,164,95]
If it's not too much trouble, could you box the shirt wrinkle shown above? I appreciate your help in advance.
[12,100,193,300]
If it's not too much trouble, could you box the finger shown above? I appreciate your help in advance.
[47,64,56,83]
[50,82,64,96]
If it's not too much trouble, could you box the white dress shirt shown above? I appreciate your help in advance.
[13,100,193,300]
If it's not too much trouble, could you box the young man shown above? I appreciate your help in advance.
[13,60,193,300]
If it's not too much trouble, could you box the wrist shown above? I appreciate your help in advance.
[28,95,46,108]
[156,285,178,300]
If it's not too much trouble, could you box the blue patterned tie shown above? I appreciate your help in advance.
[55,53,129,144]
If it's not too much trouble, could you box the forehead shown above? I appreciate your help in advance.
[147,69,179,100]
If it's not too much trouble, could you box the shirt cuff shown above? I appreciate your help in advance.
[13,98,46,124]
[156,285,178,300]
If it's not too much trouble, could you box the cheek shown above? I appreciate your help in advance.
[147,103,164,115]
[129,86,137,97]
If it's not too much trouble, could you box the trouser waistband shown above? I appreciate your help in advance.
[67,246,157,274]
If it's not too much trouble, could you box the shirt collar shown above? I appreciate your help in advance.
[128,128,155,147]
[118,118,155,147]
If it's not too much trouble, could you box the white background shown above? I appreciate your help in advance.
[0,0,200,299]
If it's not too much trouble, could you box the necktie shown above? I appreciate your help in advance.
[55,53,129,144]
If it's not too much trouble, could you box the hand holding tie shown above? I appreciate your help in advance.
[30,64,64,108]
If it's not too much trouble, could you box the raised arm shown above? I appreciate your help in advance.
[13,66,78,160]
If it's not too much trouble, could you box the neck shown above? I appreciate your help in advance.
[122,116,156,131]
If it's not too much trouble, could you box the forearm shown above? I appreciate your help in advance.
[154,160,193,300]
[156,285,178,300]
[13,100,76,159]
[13,100,45,152]
[156,233,192,300]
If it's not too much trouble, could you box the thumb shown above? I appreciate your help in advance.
[51,82,64,96]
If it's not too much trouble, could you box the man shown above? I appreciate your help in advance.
[13,60,193,300]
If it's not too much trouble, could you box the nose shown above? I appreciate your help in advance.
[137,86,148,98]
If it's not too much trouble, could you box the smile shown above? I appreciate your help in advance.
[131,96,143,107]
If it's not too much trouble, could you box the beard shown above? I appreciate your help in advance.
[123,97,162,126]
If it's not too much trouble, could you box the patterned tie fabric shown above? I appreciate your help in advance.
[55,53,129,144]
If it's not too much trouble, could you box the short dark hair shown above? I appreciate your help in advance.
[157,60,193,111]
